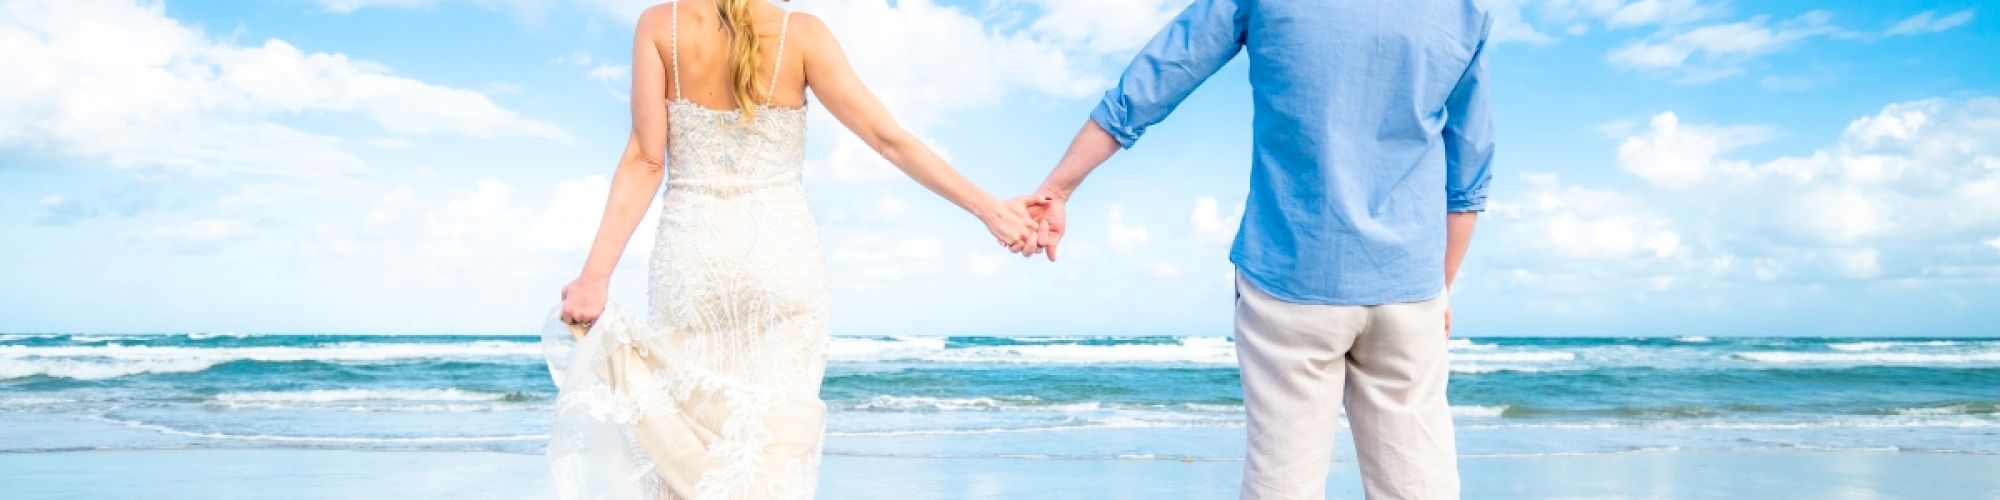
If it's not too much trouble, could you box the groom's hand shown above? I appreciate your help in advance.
[1027,186,1068,262]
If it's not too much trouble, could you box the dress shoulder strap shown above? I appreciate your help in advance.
[669,1,681,100]
[766,12,792,105]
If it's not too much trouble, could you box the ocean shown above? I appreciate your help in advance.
[3,333,1997,462]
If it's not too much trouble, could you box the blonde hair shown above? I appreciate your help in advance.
[714,0,776,123]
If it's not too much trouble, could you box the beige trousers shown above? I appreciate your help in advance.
[1234,271,1459,500]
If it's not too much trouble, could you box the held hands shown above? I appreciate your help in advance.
[980,196,1050,257]
[982,188,1067,260]
[1025,187,1066,262]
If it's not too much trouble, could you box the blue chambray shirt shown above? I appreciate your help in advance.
[1090,0,1495,305]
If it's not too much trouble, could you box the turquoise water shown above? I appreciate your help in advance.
[3,334,1997,460]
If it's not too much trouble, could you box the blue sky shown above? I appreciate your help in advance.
[1,0,1996,336]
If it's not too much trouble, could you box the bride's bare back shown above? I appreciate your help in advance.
[623,0,934,169]
[644,1,808,111]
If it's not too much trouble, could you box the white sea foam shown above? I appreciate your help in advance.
[0,396,82,408]
[69,335,151,343]
[1827,341,1963,352]
[829,414,1241,437]
[1675,336,1711,343]
[840,405,1516,436]
[0,334,64,341]
[1460,415,2000,431]
[0,357,225,381]
[848,396,1249,415]
[1180,403,1244,413]
[91,415,546,443]
[211,389,514,405]
[186,332,251,340]
[1448,338,1495,350]
[1452,351,1576,363]
[0,342,542,380]
[850,395,1040,411]
[211,402,527,413]
[826,336,948,361]
[1736,351,2000,365]
[1892,404,1995,416]
[1461,446,1686,459]
[1451,365,1558,374]
[832,337,1239,365]
[1451,405,1510,418]
[204,389,537,412]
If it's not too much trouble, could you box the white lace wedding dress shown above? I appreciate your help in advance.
[540,8,829,499]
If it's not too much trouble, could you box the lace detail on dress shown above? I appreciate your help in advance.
[542,6,826,497]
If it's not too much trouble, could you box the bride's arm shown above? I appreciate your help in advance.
[561,5,673,326]
[791,15,1042,253]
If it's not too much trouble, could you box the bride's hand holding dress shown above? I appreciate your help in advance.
[559,275,609,334]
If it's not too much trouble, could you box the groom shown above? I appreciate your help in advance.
[1021,0,1492,498]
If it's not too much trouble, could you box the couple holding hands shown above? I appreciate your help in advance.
[547,0,1493,499]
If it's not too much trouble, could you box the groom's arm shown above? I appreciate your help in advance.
[1033,0,1249,259]
[1443,14,1495,290]
[1087,0,1248,150]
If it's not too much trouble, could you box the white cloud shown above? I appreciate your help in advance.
[0,0,564,179]
[868,196,910,222]
[791,0,1108,184]
[295,174,655,265]
[1985,237,2000,252]
[1494,0,1726,44]
[318,0,437,13]
[146,218,252,244]
[552,50,594,67]
[1885,10,1975,37]
[1601,0,1725,28]
[583,62,631,100]
[1149,259,1181,278]
[1766,187,1884,245]
[1828,248,1882,279]
[1106,204,1151,256]
[896,237,944,261]
[32,194,95,225]
[1582,97,2000,286]
[367,138,414,149]
[586,64,629,83]
[1189,196,1239,245]
[965,252,1004,277]
[1616,112,1777,189]
[1488,0,1560,44]
[1022,0,1192,55]
[1606,11,1839,83]
[524,175,636,254]
[312,0,1119,188]
[485,82,525,96]
[318,0,565,23]
[1490,173,1688,261]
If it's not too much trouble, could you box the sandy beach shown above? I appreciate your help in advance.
[5,448,1998,499]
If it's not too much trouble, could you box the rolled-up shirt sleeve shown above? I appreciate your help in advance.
[1090,0,1248,149]
[1444,15,1495,212]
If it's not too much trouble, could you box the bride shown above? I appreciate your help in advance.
[541,1,1044,498]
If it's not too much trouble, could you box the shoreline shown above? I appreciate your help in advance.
[5,448,1997,499]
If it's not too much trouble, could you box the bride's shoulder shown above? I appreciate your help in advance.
[633,2,676,32]
[780,12,836,51]
[784,11,829,36]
